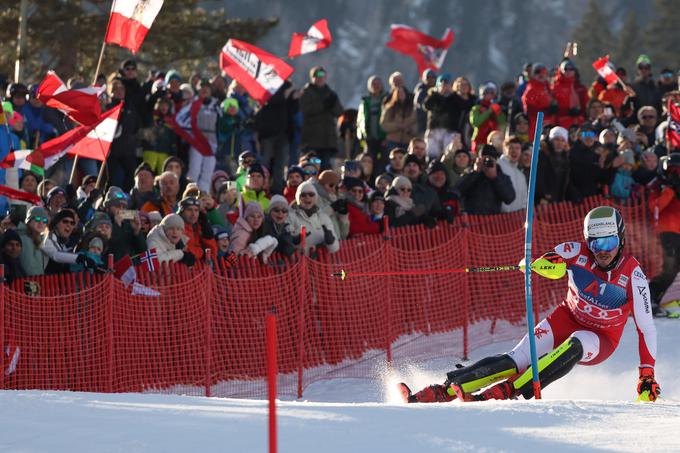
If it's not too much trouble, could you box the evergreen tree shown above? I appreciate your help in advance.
[0,1,278,84]
[570,0,615,82]
[613,11,641,75]
[644,0,680,71]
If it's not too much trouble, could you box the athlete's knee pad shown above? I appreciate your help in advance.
[514,336,584,399]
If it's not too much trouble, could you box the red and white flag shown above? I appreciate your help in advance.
[668,100,680,150]
[114,254,161,296]
[288,19,332,58]
[67,103,123,161]
[0,185,42,205]
[167,99,214,156]
[138,248,160,272]
[592,56,619,86]
[220,39,295,105]
[104,0,164,54]
[386,25,454,74]
[36,71,104,126]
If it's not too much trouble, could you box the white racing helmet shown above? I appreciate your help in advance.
[583,206,625,257]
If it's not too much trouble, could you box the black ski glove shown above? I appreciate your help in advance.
[331,198,349,215]
[322,225,335,245]
[76,254,97,270]
[180,251,196,266]
[422,215,437,229]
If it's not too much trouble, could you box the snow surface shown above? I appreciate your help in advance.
[2,319,680,453]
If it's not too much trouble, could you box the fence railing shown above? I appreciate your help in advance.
[0,196,660,398]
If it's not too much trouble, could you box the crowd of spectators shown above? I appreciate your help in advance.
[0,51,679,308]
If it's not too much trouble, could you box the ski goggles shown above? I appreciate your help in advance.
[587,235,620,253]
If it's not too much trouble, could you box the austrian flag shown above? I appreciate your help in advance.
[220,39,294,105]
[288,19,332,58]
[37,71,104,126]
[104,0,164,54]
[668,100,680,150]
[387,25,454,74]
[592,56,619,86]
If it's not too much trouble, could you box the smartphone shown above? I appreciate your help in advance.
[119,209,137,220]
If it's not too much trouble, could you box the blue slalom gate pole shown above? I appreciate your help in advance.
[524,112,544,399]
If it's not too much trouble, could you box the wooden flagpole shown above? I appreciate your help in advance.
[69,0,114,187]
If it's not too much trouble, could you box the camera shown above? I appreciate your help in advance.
[483,157,495,168]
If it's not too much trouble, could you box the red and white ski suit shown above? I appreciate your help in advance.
[509,241,656,371]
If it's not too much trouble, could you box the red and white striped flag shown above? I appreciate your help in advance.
[0,185,42,205]
[288,19,332,58]
[592,56,619,86]
[667,100,680,150]
[67,103,123,161]
[220,39,295,105]
[0,150,46,176]
[104,0,164,54]
[36,71,104,126]
[387,25,454,74]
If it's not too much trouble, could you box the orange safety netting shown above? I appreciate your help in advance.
[0,196,662,398]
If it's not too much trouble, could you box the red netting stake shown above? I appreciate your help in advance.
[266,313,277,453]
[297,233,307,398]
[0,265,4,389]
[383,216,393,364]
[106,253,114,392]
[462,227,470,361]
[203,260,213,397]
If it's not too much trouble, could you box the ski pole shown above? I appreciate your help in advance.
[331,256,566,281]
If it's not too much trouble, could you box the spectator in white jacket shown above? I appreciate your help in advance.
[287,180,339,255]
[496,135,528,213]
[146,214,195,266]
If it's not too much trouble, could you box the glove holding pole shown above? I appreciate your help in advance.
[637,367,660,402]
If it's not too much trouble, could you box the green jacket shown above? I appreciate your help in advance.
[357,94,387,141]
[17,223,46,276]
[240,188,270,212]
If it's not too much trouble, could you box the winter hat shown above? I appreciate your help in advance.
[222,97,239,114]
[287,165,305,180]
[309,66,326,79]
[247,163,265,177]
[343,176,364,192]
[368,191,385,204]
[243,202,264,219]
[268,194,289,212]
[49,209,76,229]
[88,237,104,252]
[179,83,194,100]
[164,70,182,85]
[403,154,422,168]
[46,186,66,206]
[104,186,128,208]
[25,206,48,224]
[148,211,163,225]
[421,69,436,82]
[295,180,318,204]
[479,144,499,158]
[636,55,652,67]
[134,162,154,178]
[162,156,185,173]
[121,59,137,70]
[211,170,229,190]
[375,173,393,187]
[160,213,184,230]
[0,229,21,248]
[238,150,258,165]
[559,59,576,74]
[212,225,230,241]
[478,81,498,97]
[436,73,452,86]
[81,175,97,187]
[178,196,200,212]
[390,175,412,191]
[366,75,381,92]
[599,129,614,144]
[8,111,23,127]
[318,170,341,187]
[548,126,569,142]
[89,212,112,230]
[427,161,448,176]
[342,160,361,174]
[454,149,471,159]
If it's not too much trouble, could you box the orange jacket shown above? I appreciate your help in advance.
[598,87,627,116]
[183,222,217,260]
[648,186,680,234]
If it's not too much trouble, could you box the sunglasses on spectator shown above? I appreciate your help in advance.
[580,131,597,138]
[271,208,288,214]
[662,72,674,78]
[304,169,318,175]
[300,192,316,198]
[31,216,49,224]
[309,157,321,165]
[641,115,656,120]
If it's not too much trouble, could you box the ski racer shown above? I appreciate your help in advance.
[399,206,660,402]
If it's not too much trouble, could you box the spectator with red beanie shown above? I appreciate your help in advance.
[522,63,555,138]
[551,59,589,129]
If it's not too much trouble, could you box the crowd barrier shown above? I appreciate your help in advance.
[0,196,661,398]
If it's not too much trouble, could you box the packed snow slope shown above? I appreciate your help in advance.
[1,318,679,453]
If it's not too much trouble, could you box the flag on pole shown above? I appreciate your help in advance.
[167,99,213,156]
[137,248,160,272]
[220,39,295,105]
[67,103,123,161]
[288,19,332,58]
[667,100,680,150]
[0,149,45,176]
[592,56,619,86]
[386,25,454,74]
[36,71,104,125]
[104,0,164,54]
[0,185,42,205]
[114,254,161,296]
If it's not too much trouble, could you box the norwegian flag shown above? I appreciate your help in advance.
[592,56,619,86]
[668,100,680,150]
[138,248,160,272]
[114,254,160,296]
[104,0,164,54]
[386,25,454,74]
[288,19,332,58]
[220,39,295,105]
[36,71,104,125]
